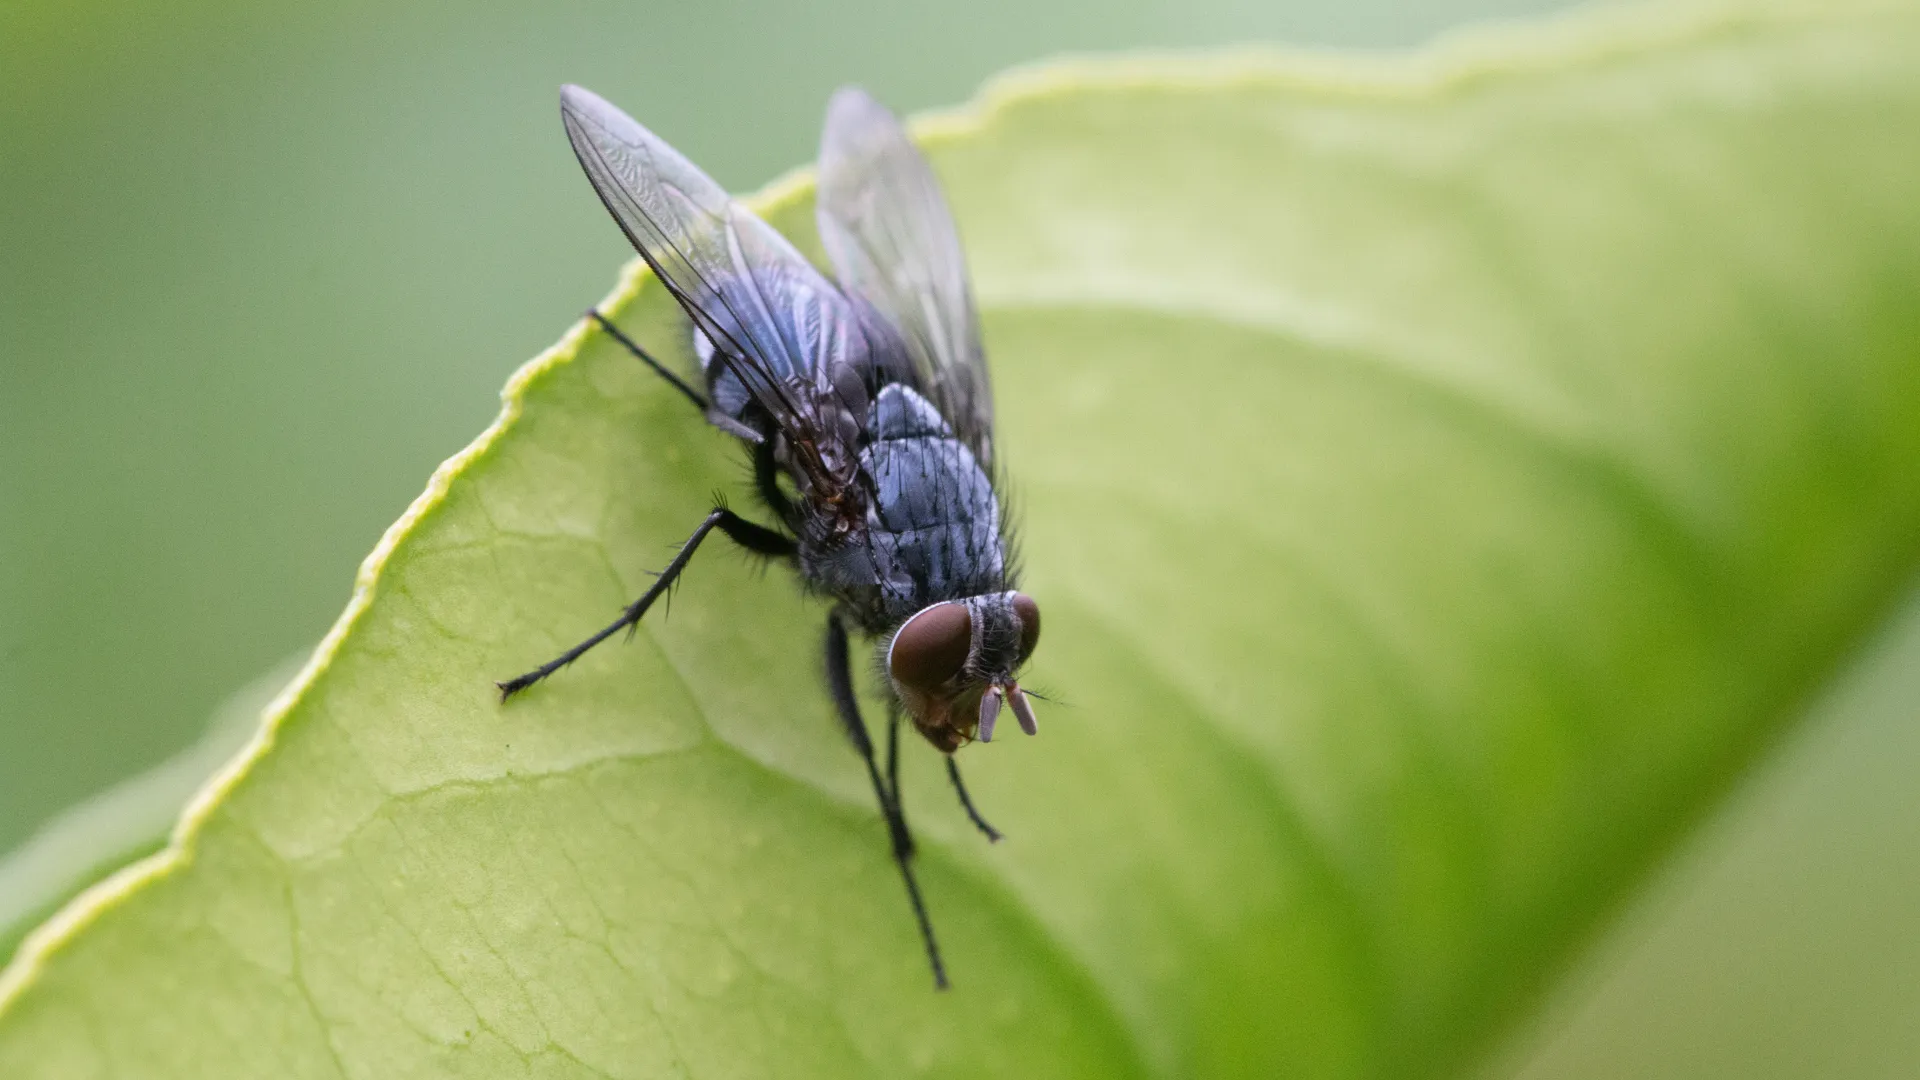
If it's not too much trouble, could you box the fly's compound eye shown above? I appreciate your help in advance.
[1011,592,1041,664]
[888,602,973,691]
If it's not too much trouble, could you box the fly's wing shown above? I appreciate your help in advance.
[560,84,869,489]
[816,87,994,470]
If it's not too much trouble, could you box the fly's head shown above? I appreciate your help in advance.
[886,592,1041,753]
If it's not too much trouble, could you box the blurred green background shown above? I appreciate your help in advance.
[3,0,1916,1076]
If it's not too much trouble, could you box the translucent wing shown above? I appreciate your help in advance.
[816,87,994,470]
[560,84,871,490]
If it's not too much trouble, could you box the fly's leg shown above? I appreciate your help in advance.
[827,613,948,990]
[882,702,917,857]
[888,705,1003,843]
[590,309,764,443]
[829,625,912,866]
[586,309,708,412]
[944,757,1003,843]
[751,433,795,526]
[496,507,793,700]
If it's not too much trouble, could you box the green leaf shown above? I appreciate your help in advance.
[5,1,1919,1076]
[0,659,300,967]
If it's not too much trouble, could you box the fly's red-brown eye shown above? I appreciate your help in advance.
[888,602,972,689]
[1011,593,1041,663]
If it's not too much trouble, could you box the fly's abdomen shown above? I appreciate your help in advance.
[859,384,1004,614]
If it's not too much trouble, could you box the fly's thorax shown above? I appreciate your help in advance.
[794,383,1011,628]
[857,384,1007,620]
[885,591,1042,752]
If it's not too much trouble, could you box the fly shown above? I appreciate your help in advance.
[497,84,1043,990]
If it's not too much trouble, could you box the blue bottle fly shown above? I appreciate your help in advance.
[497,84,1043,989]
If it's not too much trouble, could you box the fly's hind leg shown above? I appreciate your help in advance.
[496,506,793,700]
[826,612,948,990]
[590,310,763,443]
[586,309,709,413]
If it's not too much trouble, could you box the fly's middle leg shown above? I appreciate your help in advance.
[496,506,793,700]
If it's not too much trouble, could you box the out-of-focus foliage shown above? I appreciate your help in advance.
[1488,590,1920,1079]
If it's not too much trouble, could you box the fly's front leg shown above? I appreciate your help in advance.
[828,618,914,865]
[885,703,909,855]
[945,757,1003,843]
[826,613,948,989]
[496,507,793,700]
